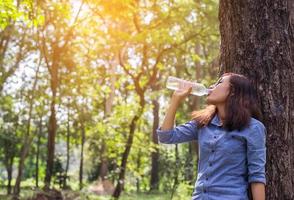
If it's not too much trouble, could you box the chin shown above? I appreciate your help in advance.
[206,98,212,104]
[206,97,216,105]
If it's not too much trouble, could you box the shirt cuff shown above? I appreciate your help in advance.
[156,127,174,143]
[248,175,266,185]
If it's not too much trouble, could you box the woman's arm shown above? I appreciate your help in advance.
[160,86,192,131]
[157,85,200,144]
[160,96,181,131]
[251,182,265,200]
[247,122,267,200]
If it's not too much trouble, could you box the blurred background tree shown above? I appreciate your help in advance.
[0,0,220,199]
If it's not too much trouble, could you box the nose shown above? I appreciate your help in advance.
[207,85,215,95]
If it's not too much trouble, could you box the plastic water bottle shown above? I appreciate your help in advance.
[166,76,209,96]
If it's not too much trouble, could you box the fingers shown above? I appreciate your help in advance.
[186,86,192,93]
[182,86,192,96]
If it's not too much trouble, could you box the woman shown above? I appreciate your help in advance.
[157,73,266,200]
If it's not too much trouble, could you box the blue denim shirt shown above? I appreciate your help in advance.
[157,114,266,200]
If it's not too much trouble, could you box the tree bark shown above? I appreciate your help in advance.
[0,24,26,93]
[35,117,43,188]
[79,121,85,190]
[112,106,145,198]
[170,144,179,200]
[44,62,58,190]
[99,61,116,180]
[219,0,294,199]
[2,127,18,195]
[42,0,81,188]
[99,142,108,181]
[64,100,70,188]
[5,156,14,195]
[13,60,41,198]
[136,150,142,193]
[150,99,160,191]
[112,46,149,198]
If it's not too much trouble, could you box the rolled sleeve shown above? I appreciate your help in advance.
[247,122,267,185]
[156,120,198,144]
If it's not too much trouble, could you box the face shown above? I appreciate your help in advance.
[206,75,231,105]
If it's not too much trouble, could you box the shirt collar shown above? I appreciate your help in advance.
[211,113,223,127]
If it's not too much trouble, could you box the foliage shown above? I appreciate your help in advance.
[0,0,220,198]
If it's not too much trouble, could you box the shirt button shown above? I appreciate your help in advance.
[214,136,217,139]
[206,177,208,180]
[204,189,207,193]
[211,149,215,153]
[209,163,212,167]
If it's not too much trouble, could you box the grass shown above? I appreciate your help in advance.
[0,180,192,200]
[0,189,173,200]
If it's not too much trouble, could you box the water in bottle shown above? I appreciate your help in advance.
[166,76,209,96]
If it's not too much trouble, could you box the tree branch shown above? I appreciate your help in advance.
[118,47,136,80]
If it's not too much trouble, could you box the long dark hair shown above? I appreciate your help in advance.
[191,72,261,131]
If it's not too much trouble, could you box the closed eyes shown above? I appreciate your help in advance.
[216,78,223,85]
[209,78,223,89]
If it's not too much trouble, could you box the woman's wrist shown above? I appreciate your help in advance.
[171,95,183,106]
[170,99,181,110]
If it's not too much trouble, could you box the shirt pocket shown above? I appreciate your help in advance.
[221,134,246,164]
[225,134,246,153]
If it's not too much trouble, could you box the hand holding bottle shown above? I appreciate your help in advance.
[160,76,209,131]
[160,82,192,131]
[171,82,193,103]
[166,76,209,97]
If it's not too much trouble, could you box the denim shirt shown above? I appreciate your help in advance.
[157,114,266,200]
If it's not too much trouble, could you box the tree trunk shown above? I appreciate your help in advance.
[184,143,195,184]
[6,156,14,195]
[3,127,18,195]
[112,106,144,198]
[219,0,294,199]
[44,63,58,190]
[99,142,108,180]
[13,61,40,198]
[150,99,160,191]
[0,24,26,93]
[170,144,179,200]
[79,121,85,190]
[289,0,294,59]
[64,100,70,188]
[136,150,141,193]
[13,142,31,198]
[35,118,43,188]
[99,60,116,180]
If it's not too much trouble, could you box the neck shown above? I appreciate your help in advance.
[216,104,226,125]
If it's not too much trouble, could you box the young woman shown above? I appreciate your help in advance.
[157,73,266,200]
